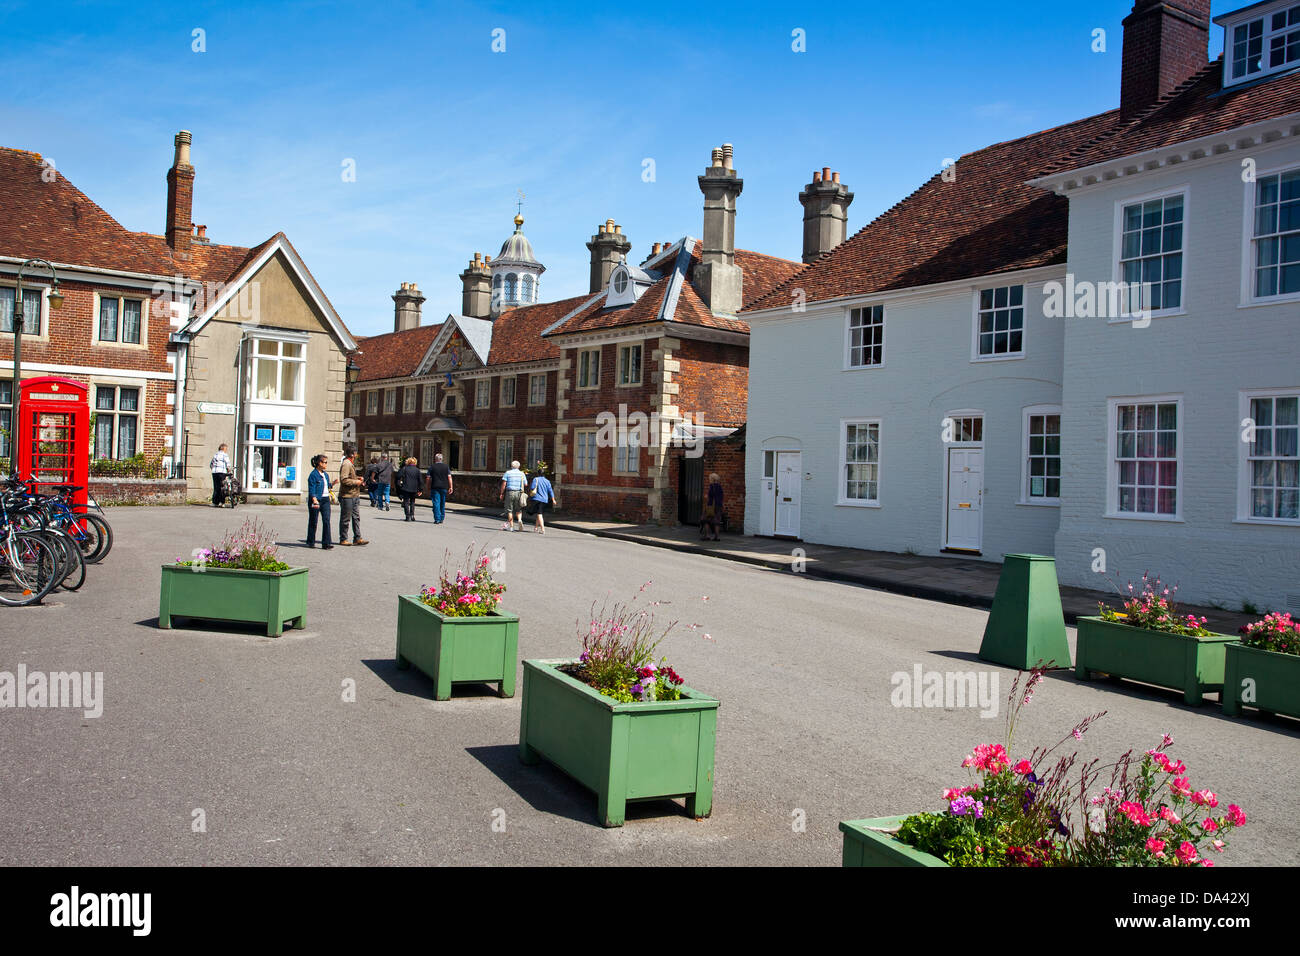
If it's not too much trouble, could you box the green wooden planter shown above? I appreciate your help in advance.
[1222,642,1300,721]
[394,595,519,699]
[1075,616,1237,705]
[839,817,948,867]
[158,564,308,637]
[517,658,719,827]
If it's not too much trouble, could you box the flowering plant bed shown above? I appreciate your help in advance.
[1079,576,1234,705]
[1223,614,1300,720]
[842,670,1246,867]
[399,547,516,698]
[160,519,305,636]
[517,585,717,827]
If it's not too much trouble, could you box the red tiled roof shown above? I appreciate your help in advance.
[355,322,444,382]
[1039,58,1300,177]
[544,241,799,337]
[744,110,1122,312]
[485,294,587,365]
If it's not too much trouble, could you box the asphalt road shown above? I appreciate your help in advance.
[1,501,1295,866]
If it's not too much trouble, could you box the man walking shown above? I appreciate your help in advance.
[365,453,380,508]
[374,453,395,512]
[499,459,527,532]
[210,442,231,507]
[427,453,453,524]
[337,445,368,546]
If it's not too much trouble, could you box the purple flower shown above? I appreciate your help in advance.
[950,796,984,818]
[630,682,644,697]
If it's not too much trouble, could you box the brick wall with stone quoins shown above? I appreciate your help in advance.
[665,428,746,531]
[671,338,749,427]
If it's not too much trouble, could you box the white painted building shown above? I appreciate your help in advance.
[743,0,1300,612]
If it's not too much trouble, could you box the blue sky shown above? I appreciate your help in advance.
[1,1,1231,336]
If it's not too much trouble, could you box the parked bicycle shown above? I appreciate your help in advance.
[0,485,61,606]
[220,473,242,509]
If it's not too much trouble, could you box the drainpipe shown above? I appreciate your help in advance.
[232,330,251,487]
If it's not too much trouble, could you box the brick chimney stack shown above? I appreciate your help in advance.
[799,167,853,263]
[1120,0,1211,122]
[165,130,195,256]
[586,219,632,294]
[460,254,491,319]
[693,143,744,315]
[392,281,425,331]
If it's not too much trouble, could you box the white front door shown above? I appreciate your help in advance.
[945,447,983,551]
[775,452,801,537]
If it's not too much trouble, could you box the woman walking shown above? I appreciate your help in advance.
[395,457,423,521]
[700,472,723,541]
[307,454,336,549]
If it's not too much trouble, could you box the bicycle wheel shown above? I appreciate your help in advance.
[49,528,86,591]
[64,513,105,562]
[80,513,113,563]
[0,533,59,606]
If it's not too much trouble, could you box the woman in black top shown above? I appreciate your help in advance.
[700,472,723,541]
[395,457,424,521]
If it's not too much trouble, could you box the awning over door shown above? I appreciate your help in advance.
[424,417,466,434]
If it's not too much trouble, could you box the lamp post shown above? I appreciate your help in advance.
[344,354,361,454]
[9,259,63,476]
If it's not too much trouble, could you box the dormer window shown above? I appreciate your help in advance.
[1221,1,1300,85]
[605,261,653,307]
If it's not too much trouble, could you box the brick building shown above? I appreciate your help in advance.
[347,146,799,525]
[1,131,356,503]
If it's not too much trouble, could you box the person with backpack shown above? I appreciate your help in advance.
[374,453,395,512]
[210,443,231,507]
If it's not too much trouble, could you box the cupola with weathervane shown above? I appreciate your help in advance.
[490,201,545,317]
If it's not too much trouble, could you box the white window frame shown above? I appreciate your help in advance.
[577,349,601,389]
[349,391,360,416]
[0,378,12,461]
[472,437,488,470]
[423,383,438,412]
[1020,404,1062,506]
[1112,185,1189,322]
[844,304,884,370]
[528,372,547,406]
[496,436,514,472]
[1222,2,1300,86]
[525,436,544,469]
[1105,394,1183,522]
[92,382,142,460]
[500,375,516,408]
[420,438,434,465]
[1237,387,1300,525]
[92,292,148,347]
[475,378,491,409]
[971,285,1025,362]
[403,387,416,413]
[1241,159,1300,308]
[614,436,640,474]
[574,429,598,473]
[0,284,50,340]
[384,388,396,414]
[248,336,306,405]
[243,421,302,493]
[617,344,643,386]
[837,418,882,507]
[366,390,379,415]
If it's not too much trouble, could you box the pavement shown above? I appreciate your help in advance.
[1,500,1294,867]
[449,503,1261,635]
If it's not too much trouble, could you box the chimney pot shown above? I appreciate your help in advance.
[813,170,821,183]
[799,166,854,264]
[711,147,723,168]
[166,130,195,255]
[832,171,840,184]
[722,143,734,170]
[822,166,831,180]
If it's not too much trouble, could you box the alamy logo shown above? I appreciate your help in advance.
[50,886,151,936]
[0,665,103,718]
[593,403,704,459]
[890,665,999,718]
[1042,275,1155,328]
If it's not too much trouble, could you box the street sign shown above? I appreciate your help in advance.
[197,402,236,415]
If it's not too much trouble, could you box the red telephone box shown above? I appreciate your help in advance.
[16,376,90,509]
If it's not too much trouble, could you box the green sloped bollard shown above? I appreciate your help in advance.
[978,554,1071,670]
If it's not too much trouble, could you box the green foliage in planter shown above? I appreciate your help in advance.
[1097,573,1211,636]
[1238,613,1300,656]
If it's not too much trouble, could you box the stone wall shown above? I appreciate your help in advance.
[90,477,188,505]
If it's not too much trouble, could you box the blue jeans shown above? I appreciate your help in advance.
[378,484,391,508]
[430,489,446,522]
[368,484,379,506]
[307,501,332,546]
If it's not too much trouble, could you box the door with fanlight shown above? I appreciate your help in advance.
[945,447,984,552]
[774,451,802,538]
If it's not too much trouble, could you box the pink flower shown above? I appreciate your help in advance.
[1145,837,1166,857]
[1175,842,1198,864]
[943,786,977,801]
[1165,759,1186,774]
[1013,760,1033,775]
[1227,805,1247,827]
[1170,776,1192,798]
[1119,801,1153,827]
[1158,806,1181,824]
[962,743,1012,774]
[1191,790,1218,808]
[1211,839,1226,853]
[1201,859,1215,867]
[1202,817,1218,833]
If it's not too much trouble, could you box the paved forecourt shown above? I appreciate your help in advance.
[1,502,1294,866]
